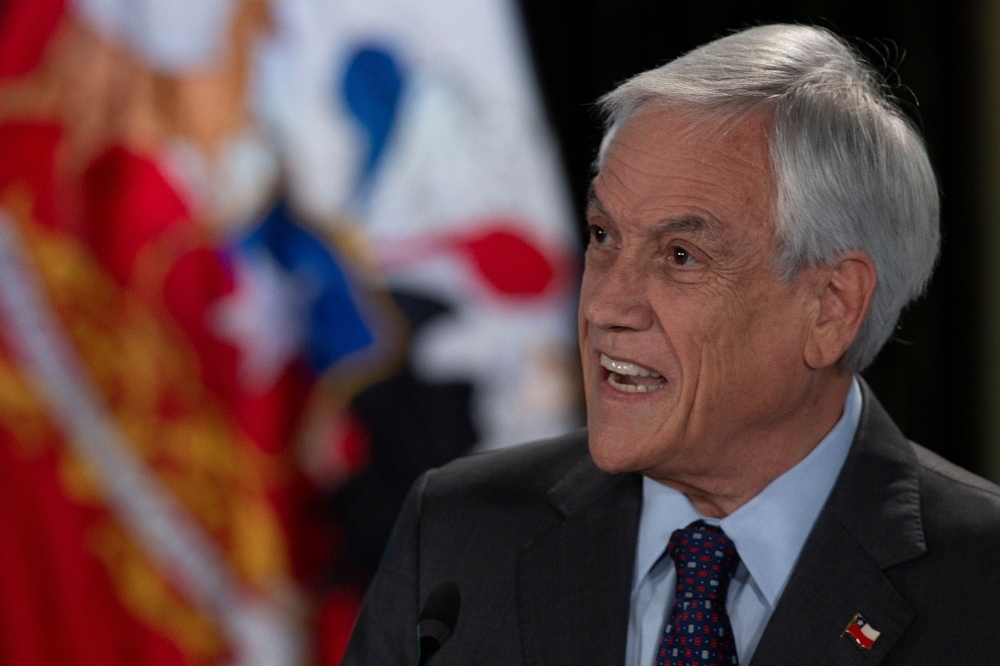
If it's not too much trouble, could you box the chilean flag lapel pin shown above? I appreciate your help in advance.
[841,613,881,650]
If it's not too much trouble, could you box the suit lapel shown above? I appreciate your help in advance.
[748,511,915,665]
[749,381,925,666]
[517,453,641,666]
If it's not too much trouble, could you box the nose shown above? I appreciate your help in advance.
[581,256,654,332]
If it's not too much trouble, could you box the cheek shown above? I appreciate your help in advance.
[651,283,733,361]
[710,285,810,385]
[653,277,798,396]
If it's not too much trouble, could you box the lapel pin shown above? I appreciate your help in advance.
[841,613,881,650]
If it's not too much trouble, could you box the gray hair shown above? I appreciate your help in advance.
[597,24,940,371]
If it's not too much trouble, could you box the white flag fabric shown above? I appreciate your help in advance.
[255,0,582,450]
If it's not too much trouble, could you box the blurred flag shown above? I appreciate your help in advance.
[0,0,579,664]
[256,0,580,450]
[253,2,582,656]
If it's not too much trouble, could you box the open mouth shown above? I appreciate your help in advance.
[600,353,667,393]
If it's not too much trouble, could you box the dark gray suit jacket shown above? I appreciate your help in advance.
[342,383,1000,664]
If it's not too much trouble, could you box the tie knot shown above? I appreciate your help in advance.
[667,520,740,602]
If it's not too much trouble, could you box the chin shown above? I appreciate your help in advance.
[587,428,644,474]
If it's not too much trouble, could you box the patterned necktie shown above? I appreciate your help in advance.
[655,520,741,666]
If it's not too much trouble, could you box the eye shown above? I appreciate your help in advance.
[670,246,697,266]
[588,224,611,246]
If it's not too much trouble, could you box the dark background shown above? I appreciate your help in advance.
[518,0,989,476]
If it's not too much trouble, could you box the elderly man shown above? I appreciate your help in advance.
[342,24,1000,666]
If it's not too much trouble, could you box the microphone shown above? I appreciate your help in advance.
[415,580,461,666]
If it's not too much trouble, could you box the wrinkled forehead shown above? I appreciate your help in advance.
[592,106,776,238]
[597,102,774,167]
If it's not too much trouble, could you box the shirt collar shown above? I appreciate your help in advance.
[634,377,863,607]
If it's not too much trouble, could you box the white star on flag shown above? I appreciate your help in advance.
[211,249,320,392]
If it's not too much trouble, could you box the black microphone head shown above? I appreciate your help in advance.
[418,580,461,633]
[416,581,461,665]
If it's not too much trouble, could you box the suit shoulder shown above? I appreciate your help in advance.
[910,441,1000,538]
[911,441,1000,499]
[424,428,590,500]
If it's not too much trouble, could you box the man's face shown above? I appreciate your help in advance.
[580,107,819,485]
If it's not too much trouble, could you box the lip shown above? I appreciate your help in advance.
[591,348,668,399]
[594,347,663,376]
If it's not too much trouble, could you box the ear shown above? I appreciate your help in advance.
[803,251,877,370]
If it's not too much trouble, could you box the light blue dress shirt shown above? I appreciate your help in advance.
[626,378,862,666]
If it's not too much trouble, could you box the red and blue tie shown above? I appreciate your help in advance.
[656,521,741,666]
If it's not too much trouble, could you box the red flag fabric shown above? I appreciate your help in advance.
[0,7,342,659]
[0,0,65,80]
[0,115,355,664]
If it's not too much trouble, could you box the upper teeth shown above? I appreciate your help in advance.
[600,354,661,377]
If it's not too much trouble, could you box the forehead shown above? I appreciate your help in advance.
[591,107,775,240]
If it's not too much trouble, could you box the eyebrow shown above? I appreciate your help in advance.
[587,183,712,237]
[652,215,708,234]
[585,183,606,218]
